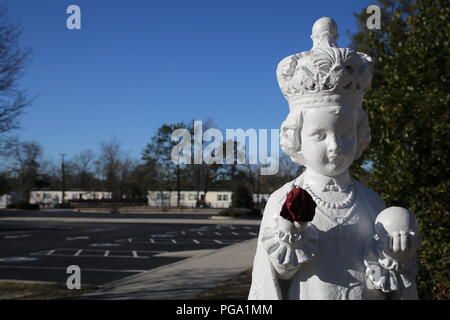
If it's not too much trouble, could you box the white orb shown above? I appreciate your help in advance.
[375,206,418,239]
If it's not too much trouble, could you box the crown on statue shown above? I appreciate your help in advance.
[277,17,373,110]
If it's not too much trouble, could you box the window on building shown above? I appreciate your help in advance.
[72,194,77,200]
[217,194,222,201]
[179,194,185,200]
[157,193,170,200]
[189,194,196,200]
[223,194,228,201]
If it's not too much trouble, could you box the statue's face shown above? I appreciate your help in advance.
[300,106,357,177]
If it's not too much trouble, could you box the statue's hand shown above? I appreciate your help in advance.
[375,207,420,263]
[278,216,308,235]
[382,231,418,263]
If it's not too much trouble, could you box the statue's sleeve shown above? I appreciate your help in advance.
[259,185,319,280]
[364,246,420,299]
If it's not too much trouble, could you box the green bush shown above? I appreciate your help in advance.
[351,0,449,299]
[54,203,73,209]
[7,202,40,210]
[231,184,254,209]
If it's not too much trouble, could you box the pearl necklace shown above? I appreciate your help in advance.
[303,183,355,209]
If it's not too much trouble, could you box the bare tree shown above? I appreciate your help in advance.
[118,154,138,198]
[96,139,139,200]
[72,150,96,190]
[96,139,122,199]
[0,6,32,139]
[4,138,42,202]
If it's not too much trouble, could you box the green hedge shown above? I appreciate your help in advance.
[7,202,40,210]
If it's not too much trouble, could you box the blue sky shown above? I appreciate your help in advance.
[2,0,372,162]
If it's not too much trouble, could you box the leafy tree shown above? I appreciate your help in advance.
[142,120,233,207]
[127,162,159,198]
[351,0,449,299]
[142,122,188,206]
[231,183,254,209]
[0,172,11,195]
[188,119,229,206]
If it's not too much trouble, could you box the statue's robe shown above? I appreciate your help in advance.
[248,171,418,300]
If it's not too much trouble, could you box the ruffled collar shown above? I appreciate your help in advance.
[295,169,352,193]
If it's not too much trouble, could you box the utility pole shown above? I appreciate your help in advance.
[60,153,66,206]
[176,163,180,208]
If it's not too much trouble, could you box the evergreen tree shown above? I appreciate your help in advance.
[351,0,449,299]
[231,183,254,209]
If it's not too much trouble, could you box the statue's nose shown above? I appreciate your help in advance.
[327,135,339,153]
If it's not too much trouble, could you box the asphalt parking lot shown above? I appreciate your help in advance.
[0,210,260,286]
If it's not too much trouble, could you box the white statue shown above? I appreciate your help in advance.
[248,17,420,300]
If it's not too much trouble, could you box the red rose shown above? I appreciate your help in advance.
[280,187,316,223]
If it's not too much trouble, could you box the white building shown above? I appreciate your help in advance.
[253,193,270,206]
[147,190,271,208]
[30,190,112,207]
[0,194,11,209]
[147,190,232,208]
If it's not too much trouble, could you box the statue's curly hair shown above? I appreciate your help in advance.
[280,107,371,165]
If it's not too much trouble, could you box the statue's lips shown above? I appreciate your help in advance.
[327,154,343,164]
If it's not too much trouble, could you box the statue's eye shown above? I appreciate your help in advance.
[311,132,326,141]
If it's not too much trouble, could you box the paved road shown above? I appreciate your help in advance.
[0,210,260,286]
[0,210,218,220]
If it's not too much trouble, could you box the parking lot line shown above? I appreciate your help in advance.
[214,240,223,244]
[4,234,31,239]
[231,232,239,236]
[193,239,199,244]
[0,265,146,273]
[30,248,164,259]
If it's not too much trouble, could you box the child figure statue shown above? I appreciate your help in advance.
[248,17,420,300]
